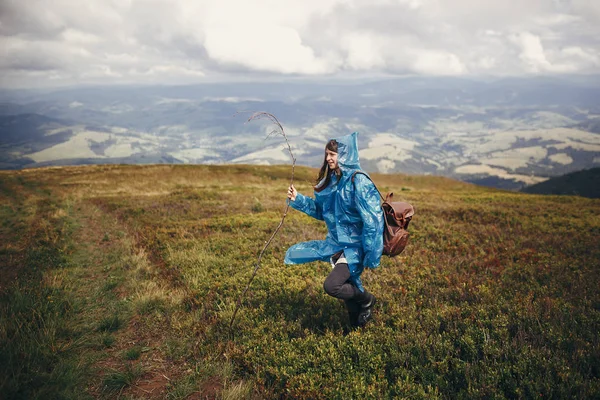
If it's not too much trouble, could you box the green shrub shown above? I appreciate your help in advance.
[98,313,122,332]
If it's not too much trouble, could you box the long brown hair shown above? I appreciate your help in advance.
[314,139,338,192]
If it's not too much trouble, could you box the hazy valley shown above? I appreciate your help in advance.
[2,76,600,190]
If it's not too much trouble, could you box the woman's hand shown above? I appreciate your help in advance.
[287,185,297,201]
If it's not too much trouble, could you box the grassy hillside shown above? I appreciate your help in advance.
[1,164,599,399]
[521,167,600,199]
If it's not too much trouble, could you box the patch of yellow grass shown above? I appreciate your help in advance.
[131,280,185,310]
[165,243,218,289]
[222,380,253,400]
[124,247,186,311]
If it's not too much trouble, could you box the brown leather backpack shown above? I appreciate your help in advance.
[352,172,415,257]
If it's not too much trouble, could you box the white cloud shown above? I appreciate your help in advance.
[341,33,386,70]
[512,32,554,72]
[0,0,599,88]
[411,50,466,75]
[510,31,600,73]
[571,0,600,24]
[202,0,340,74]
[205,24,334,74]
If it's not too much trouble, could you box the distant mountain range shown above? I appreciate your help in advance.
[521,167,600,198]
[1,76,599,190]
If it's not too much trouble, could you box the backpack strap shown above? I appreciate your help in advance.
[351,171,384,201]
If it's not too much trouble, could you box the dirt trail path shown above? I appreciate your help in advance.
[2,167,243,399]
[66,198,193,398]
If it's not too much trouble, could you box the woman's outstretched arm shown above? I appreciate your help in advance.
[287,185,324,221]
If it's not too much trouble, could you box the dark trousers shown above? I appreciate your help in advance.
[323,262,361,300]
[323,262,365,326]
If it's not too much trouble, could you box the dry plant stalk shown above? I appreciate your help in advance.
[229,112,296,331]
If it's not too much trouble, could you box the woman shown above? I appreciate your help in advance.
[285,132,384,327]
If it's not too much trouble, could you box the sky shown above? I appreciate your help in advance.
[1,0,599,89]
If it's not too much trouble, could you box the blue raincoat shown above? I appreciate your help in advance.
[284,132,384,292]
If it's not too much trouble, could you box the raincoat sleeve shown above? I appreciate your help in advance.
[354,174,384,268]
[289,193,324,221]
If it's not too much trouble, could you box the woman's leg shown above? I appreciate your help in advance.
[344,299,361,327]
[323,262,359,300]
[324,263,361,327]
[323,261,377,327]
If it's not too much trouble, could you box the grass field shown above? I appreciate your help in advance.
[1,164,599,399]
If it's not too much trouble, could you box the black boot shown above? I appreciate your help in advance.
[355,290,376,327]
[344,299,361,328]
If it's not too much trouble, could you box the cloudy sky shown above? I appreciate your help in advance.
[1,0,599,88]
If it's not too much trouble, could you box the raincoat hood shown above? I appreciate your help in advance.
[333,132,361,173]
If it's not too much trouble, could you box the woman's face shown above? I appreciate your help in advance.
[325,149,339,171]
